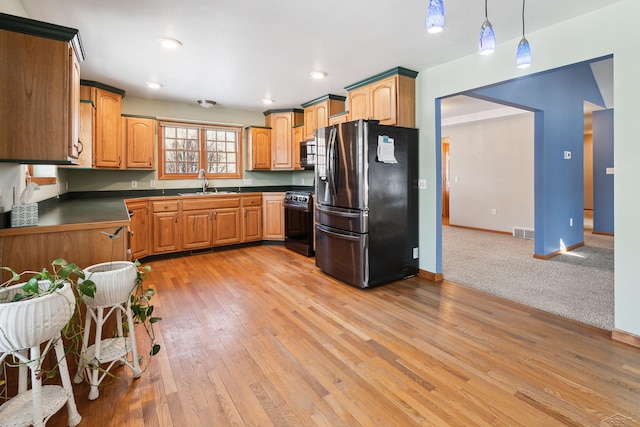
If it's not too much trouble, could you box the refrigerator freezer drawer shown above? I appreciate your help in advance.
[315,204,368,233]
[315,224,369,288]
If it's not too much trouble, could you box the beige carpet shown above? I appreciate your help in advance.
[442,226,614,330]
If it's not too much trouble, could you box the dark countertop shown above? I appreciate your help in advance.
[37,197,130,226]
[0,186,313,233]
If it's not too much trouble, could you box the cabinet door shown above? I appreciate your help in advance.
[76,101,94,168]
[247,127,272,170]
[213,208,241,246]
[315,102,328,133]
[127,201,150,260]
[270,114,293,169]
[68,46,81,160]
[369,76,397,125]
[0,32,76,162]
[94,88,123,168]
[262,193,285,240]
[243,206,263,242]
[126,117,155,169]
[152,211,180,253]
[293,126,304,170]
[348,86,370,122]
[182,210,214,250]
[303,107,316,140]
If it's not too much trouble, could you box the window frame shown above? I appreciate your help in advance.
[157,120,243,180]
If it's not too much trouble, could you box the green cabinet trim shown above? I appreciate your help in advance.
[344,67,419,92]
[301,94,347,108]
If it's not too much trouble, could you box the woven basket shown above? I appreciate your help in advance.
[0,281,75,352]
[81,261,138,308]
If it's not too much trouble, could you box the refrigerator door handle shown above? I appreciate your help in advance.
[316,224,361,242]
[316,204,361,218]
[327,127,338,200]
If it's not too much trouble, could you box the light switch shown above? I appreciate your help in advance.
[606,167,615,175]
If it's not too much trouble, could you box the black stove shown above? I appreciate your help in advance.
[283,191,314,256]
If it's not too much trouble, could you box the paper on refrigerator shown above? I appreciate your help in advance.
[377,135,397,164]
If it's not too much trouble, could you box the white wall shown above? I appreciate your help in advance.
[444,113,534,232]
[417,0,640,337]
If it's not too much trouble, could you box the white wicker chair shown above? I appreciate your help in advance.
[74,261,142,400]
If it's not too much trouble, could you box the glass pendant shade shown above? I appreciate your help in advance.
[516,36,532,68]
[479,19,495,55]
[426,0,445,33]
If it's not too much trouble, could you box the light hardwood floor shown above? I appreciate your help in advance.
[47,245,640,426]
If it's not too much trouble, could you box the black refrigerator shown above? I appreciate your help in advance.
[314,119,419,288]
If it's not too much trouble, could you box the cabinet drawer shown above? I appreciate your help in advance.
[242,195,262,207]
[182,197,241,211]
[152,200,179,212]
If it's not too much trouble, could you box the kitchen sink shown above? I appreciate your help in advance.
[178,191,237,196]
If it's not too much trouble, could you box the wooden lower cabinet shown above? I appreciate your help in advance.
[151,200,181,254]
[126,200,150,260]
[262,192,285,241]
[134,193,281,257]
[243,206,262,242]
[181,209,214,250]
[213,208,241,246]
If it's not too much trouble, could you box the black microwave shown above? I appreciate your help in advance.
[300,140,315,170]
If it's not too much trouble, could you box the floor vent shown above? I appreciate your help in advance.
[513,227,535,240]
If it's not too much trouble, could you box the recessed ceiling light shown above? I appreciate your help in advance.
[145,81,163,89]
[310,71,327,79]
[197,99,217,108]
[262,98,275,105]
[159,38,182,49]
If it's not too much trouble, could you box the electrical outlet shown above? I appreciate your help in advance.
[243,178,253,185]
[417,179,427,189]
[491,208,497,215]
[131,180,137,188]
[564,151,572,160]
[149,180,156,188]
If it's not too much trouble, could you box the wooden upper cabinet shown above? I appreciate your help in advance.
[346,67,418,128]
[264,109,303,170]
[76,100,95,168]
[370,76,397,125]
[94,87,123,168]
[293,125,304,170]
[246,126,272,170]
[347,87,370,123]
[0,14,84,163]
[302,95,346,140]
[124,116,155,169]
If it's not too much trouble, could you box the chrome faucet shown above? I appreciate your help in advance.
[197,168,208,192]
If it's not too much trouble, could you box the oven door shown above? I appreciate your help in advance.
[315,224,369,288]
[284,202,314,256]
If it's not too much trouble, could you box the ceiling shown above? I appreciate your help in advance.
[18,0,620,112]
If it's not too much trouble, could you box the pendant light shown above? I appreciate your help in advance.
[516,0,532,68]
[426,0,445,34]
[479,0,495,55]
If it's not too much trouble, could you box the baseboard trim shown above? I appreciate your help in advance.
[592,231,614,236]
[418,269,443,282]
[612,329,640,349]
[533,241,585,260]
[447,224,512,236]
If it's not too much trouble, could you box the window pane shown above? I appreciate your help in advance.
[161,122,240,178]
